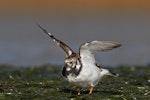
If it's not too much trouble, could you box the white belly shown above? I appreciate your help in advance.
[67,64,101,88]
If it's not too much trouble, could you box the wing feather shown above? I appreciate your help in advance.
[80,40,121,64]
[37,24,73,57]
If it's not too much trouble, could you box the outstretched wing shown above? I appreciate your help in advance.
[37,24,73,57]
[79,40,121,64]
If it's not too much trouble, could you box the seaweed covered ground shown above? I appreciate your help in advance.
[0,65,149,100]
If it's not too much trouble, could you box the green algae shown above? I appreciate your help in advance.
[0,65,149,100]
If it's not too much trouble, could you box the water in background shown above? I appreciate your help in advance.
[0,12,150,67]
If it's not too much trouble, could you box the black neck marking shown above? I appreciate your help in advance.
[62,56,82,78]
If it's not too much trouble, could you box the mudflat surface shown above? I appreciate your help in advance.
[0,65,149,100]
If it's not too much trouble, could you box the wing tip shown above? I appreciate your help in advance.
[37,23,52,36]
[114,42,122,48]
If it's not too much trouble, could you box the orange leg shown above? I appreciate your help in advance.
[89,87,94,94]
[78,88,82,95]
[77,91,81,95]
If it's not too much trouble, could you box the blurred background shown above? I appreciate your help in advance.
[0,0,150,67]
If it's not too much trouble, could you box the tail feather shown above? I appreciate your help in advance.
[101,68,119,77]
[108,72,119,77]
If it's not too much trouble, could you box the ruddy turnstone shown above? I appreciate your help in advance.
[37,24,121,95]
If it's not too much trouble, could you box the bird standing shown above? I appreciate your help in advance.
[37,24,121,95]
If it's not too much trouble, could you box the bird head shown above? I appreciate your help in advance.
[64,53,81,68]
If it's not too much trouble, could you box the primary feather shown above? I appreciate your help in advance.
[37,24,73,57]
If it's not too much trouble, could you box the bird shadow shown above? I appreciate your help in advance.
[60,88,122,96]
[60,88,78,95]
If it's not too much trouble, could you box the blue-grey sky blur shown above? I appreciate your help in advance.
[0,0,150,66]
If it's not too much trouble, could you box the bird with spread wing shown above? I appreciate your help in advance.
[37,24,121,95]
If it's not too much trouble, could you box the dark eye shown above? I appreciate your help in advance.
[67,62,73,65]
[69,62,72,64]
